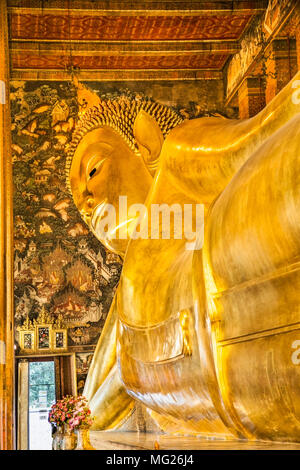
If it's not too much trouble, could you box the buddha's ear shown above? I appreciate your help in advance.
[133,110,164,165]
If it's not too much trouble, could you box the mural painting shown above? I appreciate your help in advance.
[11,81,122,358]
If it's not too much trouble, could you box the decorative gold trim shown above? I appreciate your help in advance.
[17,308,68,354]
[18,330,35,352]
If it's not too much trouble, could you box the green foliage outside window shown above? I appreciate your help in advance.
[29,361,56,410]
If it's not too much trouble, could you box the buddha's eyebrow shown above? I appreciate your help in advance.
[79,154,90,182]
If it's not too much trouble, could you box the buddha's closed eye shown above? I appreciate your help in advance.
[87,157,107,182]
[89,168,97,178]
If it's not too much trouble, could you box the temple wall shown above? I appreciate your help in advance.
[11,80,121,393]
[85,79,235,118]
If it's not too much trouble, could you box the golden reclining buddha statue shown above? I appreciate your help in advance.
[66,73,300,442]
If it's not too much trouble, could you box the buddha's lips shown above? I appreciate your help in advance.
[91,201,135,242]
[90,200,109,239]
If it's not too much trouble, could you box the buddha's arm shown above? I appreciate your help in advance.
[162,71,300,205]
[83,295,118,401]
[83,293,136,429]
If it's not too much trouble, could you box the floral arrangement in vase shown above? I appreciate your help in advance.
[49,395,93,450]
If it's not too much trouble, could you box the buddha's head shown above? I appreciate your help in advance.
[66,91,182,256]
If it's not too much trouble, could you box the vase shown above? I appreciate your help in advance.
[75,428,94,450]
[60,424,77,450]
[52,425,64,450]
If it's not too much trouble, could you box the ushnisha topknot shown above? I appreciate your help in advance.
[65,83,183,193]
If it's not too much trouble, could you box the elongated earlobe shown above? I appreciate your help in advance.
[133,110,164,169]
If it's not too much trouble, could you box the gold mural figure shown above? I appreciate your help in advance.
[67,73,300,441]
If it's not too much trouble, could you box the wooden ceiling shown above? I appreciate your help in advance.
[8,0,268,81]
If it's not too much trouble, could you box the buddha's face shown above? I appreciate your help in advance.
[70,126,153,256]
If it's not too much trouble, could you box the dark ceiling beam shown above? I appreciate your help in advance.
[9,40,240,55]
[10,69,223,81]
[8,0,268,16]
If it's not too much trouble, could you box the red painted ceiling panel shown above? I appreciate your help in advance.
[10,14,252,41]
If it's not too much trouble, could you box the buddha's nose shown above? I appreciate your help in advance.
[79,196,95,222]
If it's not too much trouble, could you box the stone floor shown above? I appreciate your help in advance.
[90,431,300,450]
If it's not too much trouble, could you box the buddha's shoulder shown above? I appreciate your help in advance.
[163,116,239,151]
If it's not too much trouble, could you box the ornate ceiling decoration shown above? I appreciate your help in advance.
[8,0,268,81]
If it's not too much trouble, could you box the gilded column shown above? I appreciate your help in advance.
[0,0,15,450]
